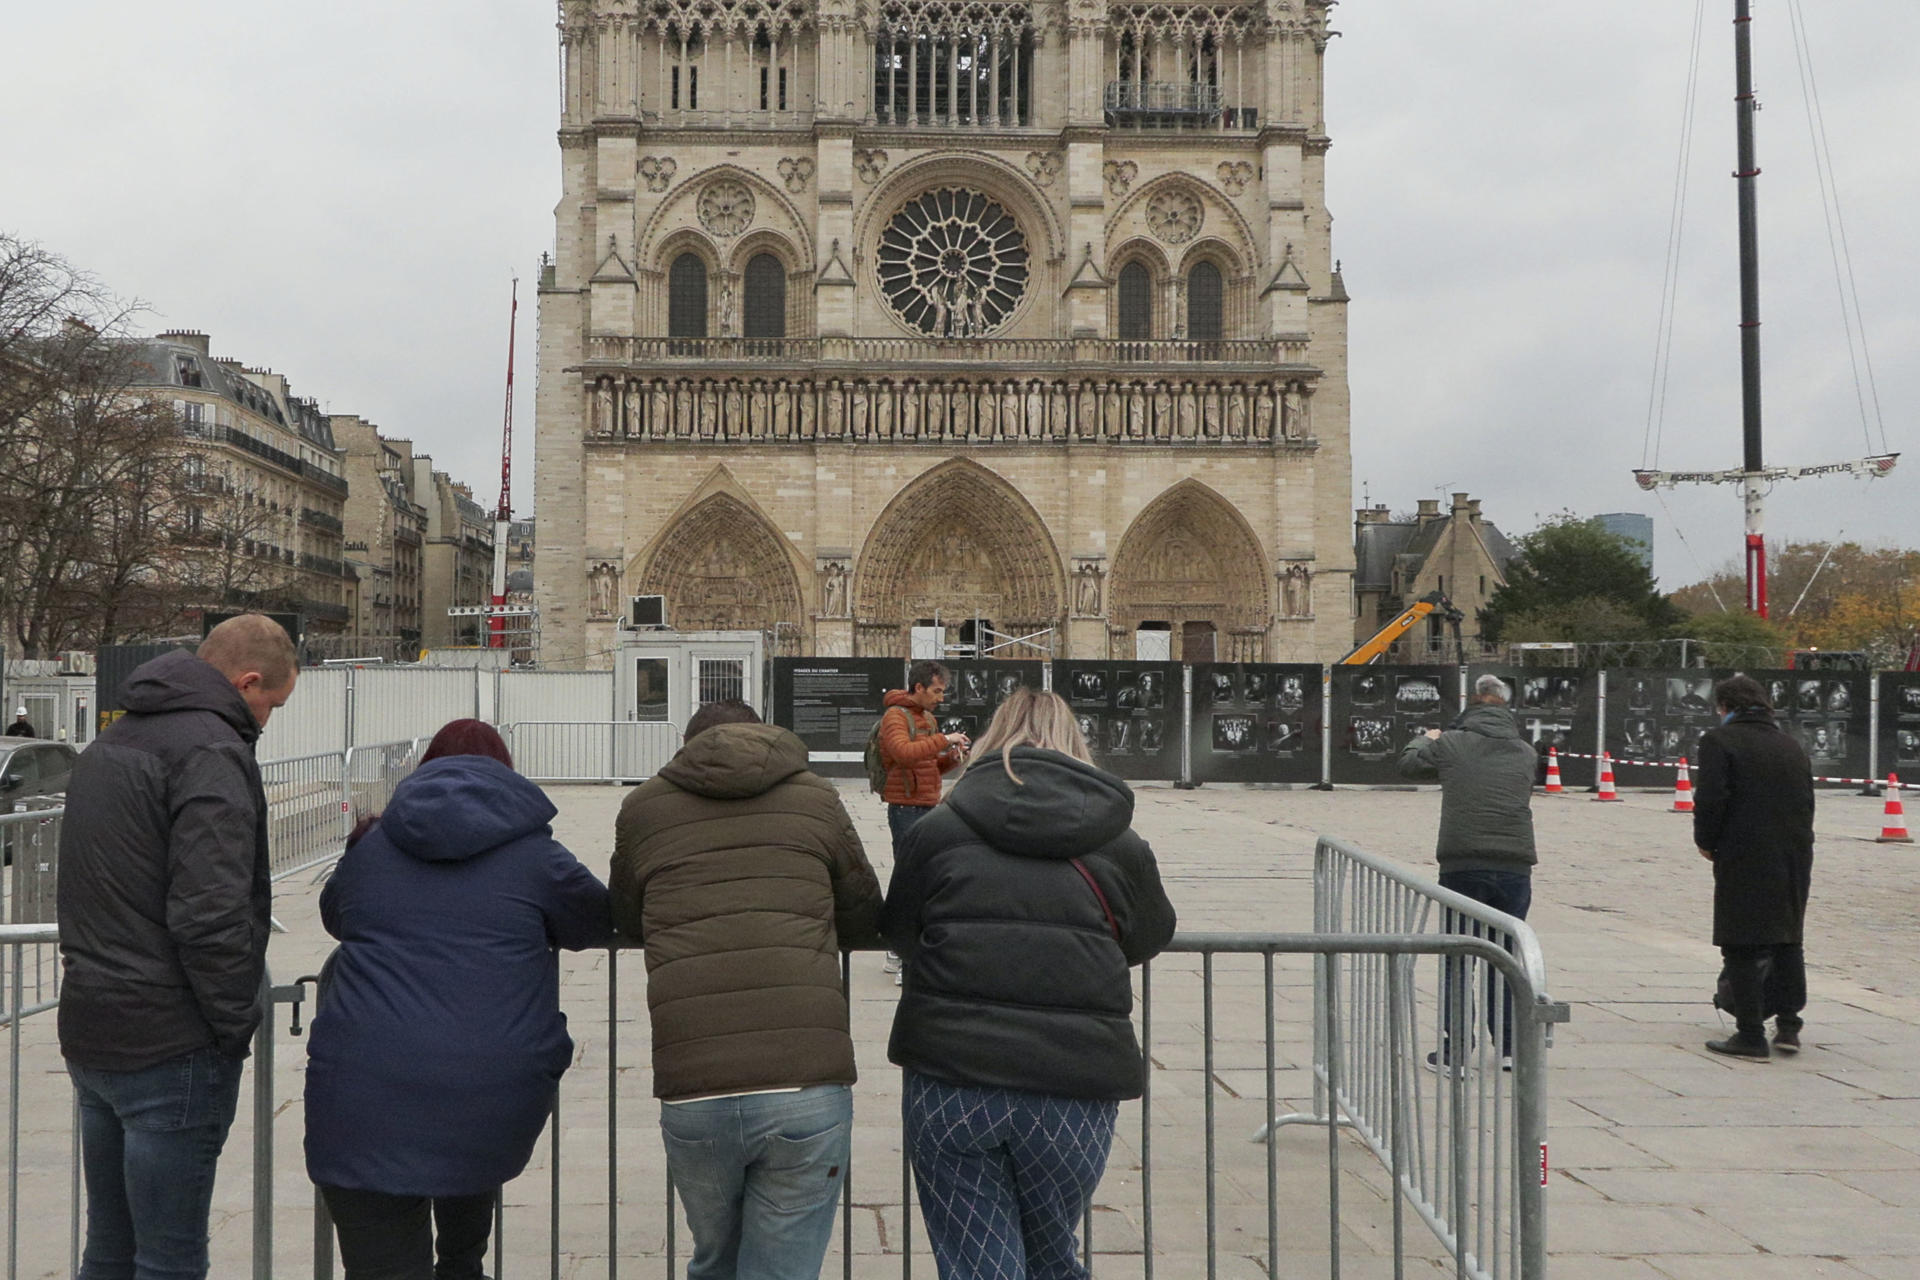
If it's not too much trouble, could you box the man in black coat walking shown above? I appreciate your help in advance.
[1692,674,1815,1060]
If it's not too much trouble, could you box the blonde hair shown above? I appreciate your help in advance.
[968,687,1094,784]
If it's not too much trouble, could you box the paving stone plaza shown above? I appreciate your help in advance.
[9,780,1919,1279]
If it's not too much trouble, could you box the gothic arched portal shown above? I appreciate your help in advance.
[635,494,804,635]
[853,459,1064,656]
[1109,480,1271,661]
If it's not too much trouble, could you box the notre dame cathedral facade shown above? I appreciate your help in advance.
[534,0,1353,665]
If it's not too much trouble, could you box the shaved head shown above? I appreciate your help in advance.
[198,614,298,690]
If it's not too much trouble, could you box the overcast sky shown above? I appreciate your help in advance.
[5,1,1913,588]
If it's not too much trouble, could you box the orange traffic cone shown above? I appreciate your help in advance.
[1671,757,1694,813]
[1544,748,1564,794]
[1879,774,1913,844]
[1593,752,1621,802]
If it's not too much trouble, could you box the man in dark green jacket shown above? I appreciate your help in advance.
[611,699,882,1280]
[1399,674,1539,1070]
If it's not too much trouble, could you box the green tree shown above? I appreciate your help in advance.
[1481,514,1681,644]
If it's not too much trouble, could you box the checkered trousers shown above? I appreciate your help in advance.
[903,1070,1119,1280]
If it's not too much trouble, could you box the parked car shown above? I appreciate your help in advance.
[1,737,76,811]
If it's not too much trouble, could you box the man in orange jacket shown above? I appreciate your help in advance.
[878,660,970,981]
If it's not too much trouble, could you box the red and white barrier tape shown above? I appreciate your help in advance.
[1551,751,1895,788]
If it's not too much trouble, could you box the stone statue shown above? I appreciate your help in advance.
[1281,564,1313,617]
[720,282,738,336]
[622,380,639,436]
[1284,382,1308,438]
[595,380,615,436]
[1073,562,1104,616]
[968,284,988,337]
[819,561,849,617]
[588,562,619,619]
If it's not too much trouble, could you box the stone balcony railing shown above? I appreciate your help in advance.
[581,335,1313,372]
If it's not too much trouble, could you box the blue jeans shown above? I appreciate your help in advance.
[70,1047,246,1280]
[1437,869,1532,1058]
[660,1085,852,1280]
[903,1072,1117,1280]
[888,803,932,857]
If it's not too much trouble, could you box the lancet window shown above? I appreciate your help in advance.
[668,253,710,338]
[742,253,787,339]
[1187,261,1223,341]
[1105,4,1259,130]
[1118,262,1154,341]
[872,1,1034,128]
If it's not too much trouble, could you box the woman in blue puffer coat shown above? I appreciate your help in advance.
[304,719,613,1280]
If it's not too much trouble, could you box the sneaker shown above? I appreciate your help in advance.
[1500,1056,1514,1073]
[893,968,903,988]
[882,951,903,974]
[1705,1032,1771,1060]
[1424,1050,1467,1075]
[1773,1026,1801,1054]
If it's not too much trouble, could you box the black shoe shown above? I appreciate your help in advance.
[1706,1032,1771,1060]
[1424,1050,1468,1075]
[1773,1025,1801,1054]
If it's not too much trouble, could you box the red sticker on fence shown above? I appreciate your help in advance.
[341,801,350,812]
[1539,1143,1549,1186]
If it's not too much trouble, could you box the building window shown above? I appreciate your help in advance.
[1187,261,1223,341]
[876,187,1029,336]
[668,253,709,338]
[742,253,786,339]
[1117,262,1153,341]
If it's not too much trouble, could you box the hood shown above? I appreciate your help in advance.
[658,722,811,800]
[1458,703,1521,740]
[381,755,559,863]
[1728,706,1777,727]
[946,747,1134,859]
[884,690,928,713]
[118,649,259,740]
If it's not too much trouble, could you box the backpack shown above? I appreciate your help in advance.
[864,705,921,796]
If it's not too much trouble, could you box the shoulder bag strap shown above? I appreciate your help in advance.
[1070,857,1121,942]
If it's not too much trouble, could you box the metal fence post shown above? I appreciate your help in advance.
[252,975,275,1280]
[1592,670,1608,793]
[1178,666,1195,787]
[1318,665,1334,789]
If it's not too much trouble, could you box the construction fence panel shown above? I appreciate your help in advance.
[1328,665,1463,786]
[1880,671,1920,783]
[1602,668,1872,789]
[1188,663,1324,784]
[341,739,432,837]
[1472,666,1601,790]
[1054,661,1183,781]
[492,671,617,729]
[503,722,682,784]
[261,753,349,880]
[258,667,349,761]
[350,668,481,748]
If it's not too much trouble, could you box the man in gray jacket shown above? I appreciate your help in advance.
[57,614,297,1280]
[1399,674,1538,1070]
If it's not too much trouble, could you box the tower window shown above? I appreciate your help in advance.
[668,253,709,338]
[1187,260,1223,341]
[742,253,786,339]
[1118,261,1153,341]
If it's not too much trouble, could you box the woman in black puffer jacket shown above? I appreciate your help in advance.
[881,687,1176,1280]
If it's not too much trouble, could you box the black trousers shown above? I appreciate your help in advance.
[1717,944,1806,1036]
[319,1184,495,1280]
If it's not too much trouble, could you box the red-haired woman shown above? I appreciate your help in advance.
[304,719,613,1279]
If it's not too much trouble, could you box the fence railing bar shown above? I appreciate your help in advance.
[608,955,620,1280]
[1326,947,1343,1280]
[1203,949,1217,1280]
[1388,957,1407,1280]
[1264,951,1278,1280]
[1140,958,1154,1280]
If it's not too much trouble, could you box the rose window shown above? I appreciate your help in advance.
[698,180,756,238]
[877,188,1029,337]
[1146,188,1204,243]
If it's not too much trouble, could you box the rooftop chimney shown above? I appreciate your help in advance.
[157,330,212,356]
[1416,499,1440,523]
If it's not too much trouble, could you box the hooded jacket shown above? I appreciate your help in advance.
[1693,707,1815,947]
[881,747,1177,1101]
[878,689,958,806]
[57,649,273,1069]
[303,755,613,1197]
[610,722,883,1101]
[1396,702,1539,873]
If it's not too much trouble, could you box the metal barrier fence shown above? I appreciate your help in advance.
[3,836,1561,1280]
[262,751,350,880]
[501,722,683,784]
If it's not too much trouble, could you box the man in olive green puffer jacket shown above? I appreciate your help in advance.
[1398,674,1539,1069]
[611,698,882,1280]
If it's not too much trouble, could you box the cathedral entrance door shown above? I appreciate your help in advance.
[1182,622,1218,663]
